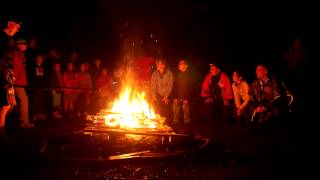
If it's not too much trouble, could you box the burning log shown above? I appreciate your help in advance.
[86,87,173,133]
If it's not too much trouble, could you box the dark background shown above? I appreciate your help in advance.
[1,0,317,64]
[1,0,317,101]
[0,0,318,96]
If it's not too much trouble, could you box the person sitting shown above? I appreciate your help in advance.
[250,64,292,130]
[232,70,252,129]
[201,63,233,127]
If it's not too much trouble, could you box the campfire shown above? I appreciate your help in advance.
[75,69,209,160]
[87,84,173,133]
[46,80,209,161]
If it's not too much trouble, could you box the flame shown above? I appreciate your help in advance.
[103,87,163,129]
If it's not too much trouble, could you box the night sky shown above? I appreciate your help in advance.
[1,0,318,73]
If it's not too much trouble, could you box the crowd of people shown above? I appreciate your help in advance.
[151,59,292,132]
[0,19,294,144]
[0,20,118,142]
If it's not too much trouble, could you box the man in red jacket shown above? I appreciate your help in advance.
[201,63,233,126]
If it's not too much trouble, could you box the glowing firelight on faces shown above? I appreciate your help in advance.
[103,87,161,129]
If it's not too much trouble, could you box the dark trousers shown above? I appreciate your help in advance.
[234,103,252,128]
[30,89,47,115]
[202,101,228,126]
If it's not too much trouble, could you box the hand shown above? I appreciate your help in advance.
[205,98,213,104]
[237,109,242,116]
[256,106,266,113]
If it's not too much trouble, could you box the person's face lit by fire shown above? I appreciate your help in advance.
[67,63,74,72]
[94,59,102,68]
[17,42,27,52]
[209,64,220,76]
[70,52,79,61]
[178,60,188,72]
[102,68,108,76]
[80,64,86,72]
[54,63,61,72]
[156,61,166,74]
[232,71,241,83]
[36,55,44,66]
[256,65,268,79]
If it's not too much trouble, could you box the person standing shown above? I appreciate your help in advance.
[172,59,193,126]
[13,39,34,128]
[0,20,21,142]
[150,59,174,124]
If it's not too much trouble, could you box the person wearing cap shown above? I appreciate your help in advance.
[1,20,21,55]
[12,38,34,128]
[0,20,21,142]
[201,63,233,126]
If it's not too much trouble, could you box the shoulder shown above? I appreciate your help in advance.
[242,80,249,87]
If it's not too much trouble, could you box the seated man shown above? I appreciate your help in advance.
[201,63,233,126]
[250,64,291,129]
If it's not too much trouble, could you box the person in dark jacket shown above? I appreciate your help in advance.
[29,53,48,121]
[250,64,291,129]
[172,59,193,125]
[51,62,63,119]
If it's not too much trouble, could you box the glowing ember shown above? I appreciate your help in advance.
[94,87,166,130]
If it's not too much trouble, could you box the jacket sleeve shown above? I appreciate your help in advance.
[232,83,241,109]
[239,81,250,110]
[163,71,174,97]
[221,73,233,100]
[201,74,211,97]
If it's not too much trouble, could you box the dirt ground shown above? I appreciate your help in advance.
[0,107,310,180]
